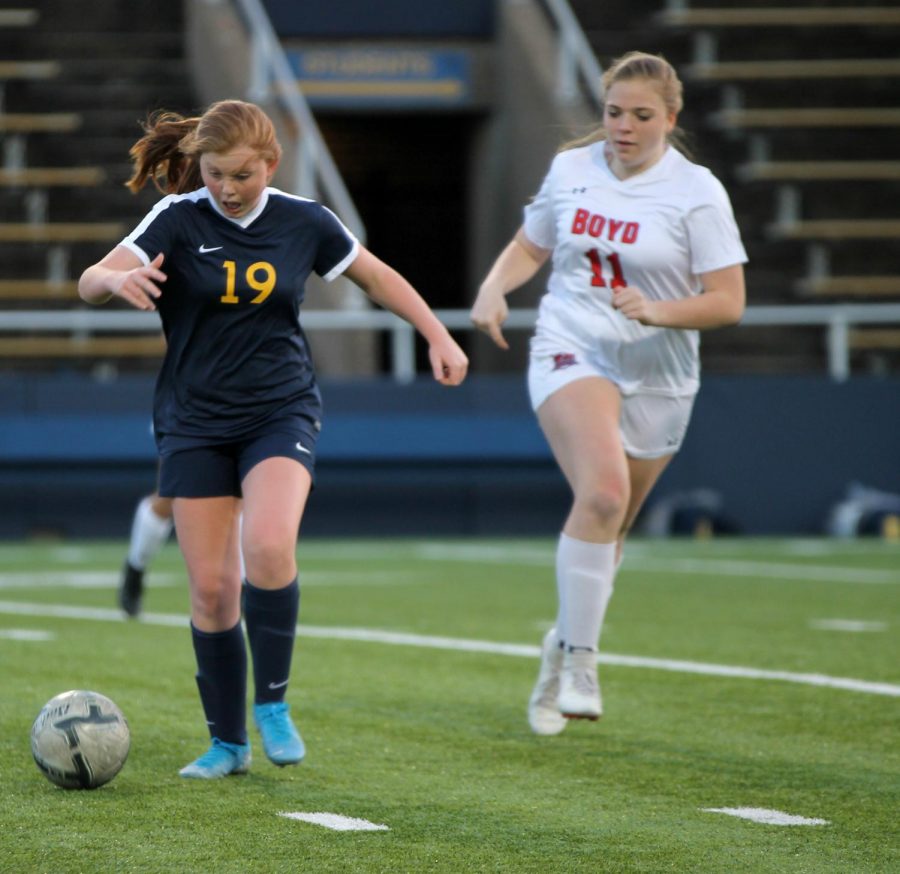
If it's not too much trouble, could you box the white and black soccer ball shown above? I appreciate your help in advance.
[31,690,130,789]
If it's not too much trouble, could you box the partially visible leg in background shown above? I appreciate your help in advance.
[119,493,174,618]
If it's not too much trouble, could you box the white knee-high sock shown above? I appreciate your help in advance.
[556,533,616,652]
[128,496,173,569]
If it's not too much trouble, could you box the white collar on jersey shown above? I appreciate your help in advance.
[595,141,676,184]
[205,188,271,228]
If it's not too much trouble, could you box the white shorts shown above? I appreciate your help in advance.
[527,347,696,458]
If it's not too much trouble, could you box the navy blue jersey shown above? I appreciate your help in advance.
[121,187,358,443]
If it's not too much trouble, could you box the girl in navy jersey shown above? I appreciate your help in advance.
[470,52,746,735]
[80,99,468,777]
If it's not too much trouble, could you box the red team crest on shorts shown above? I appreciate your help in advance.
[552,353,578,370]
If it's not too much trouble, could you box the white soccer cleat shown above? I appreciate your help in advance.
[528,628,567,735]
[558,650,602,721]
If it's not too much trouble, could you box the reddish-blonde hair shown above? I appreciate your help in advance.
[126,99,282,195]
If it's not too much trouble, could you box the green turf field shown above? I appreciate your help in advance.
[1,537,898,873]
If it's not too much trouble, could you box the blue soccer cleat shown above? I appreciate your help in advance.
[179,738,251,779]
[253,701,305,766]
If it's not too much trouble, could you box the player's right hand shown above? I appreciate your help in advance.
[112,252,167,311]
[470,291,510,350]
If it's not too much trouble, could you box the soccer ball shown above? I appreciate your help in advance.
[31,690,130,789]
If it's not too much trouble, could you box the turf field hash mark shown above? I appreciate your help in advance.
[0,628,54,641]
[809,619,888,632]
[701,807,829,827]
[278,812,389,831]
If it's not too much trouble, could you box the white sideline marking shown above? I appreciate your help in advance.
[415,543,900,584]
[0,570,417,590]
[702,807,829,826]
[810,619,888,633]
[278,811,389,832]
[0,628,54,641]
[0,572,179,590]
[625,557,900,585]
[1,600,898,698]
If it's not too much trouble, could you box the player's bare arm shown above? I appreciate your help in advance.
[470,227,551,350]
[79,247,167,311]
[612,263,745,329]
[345,246,468,386]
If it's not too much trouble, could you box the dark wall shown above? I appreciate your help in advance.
[1,373,897,538]
[262,0,496,38]
[657,376,900,534]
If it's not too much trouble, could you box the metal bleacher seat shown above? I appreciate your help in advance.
[0,221,124,243]
[767,220,900,241]
[0,58,59,80]
[0,166,105,186]
[711,107,900,131]
[0,112,81,134]
[796,276,900,298]
[0,9,39,28]
[686,57,900,82]
[0,334,166,360]
[737,162,900,183]
[655,6,900,28]
[0,278,75,299]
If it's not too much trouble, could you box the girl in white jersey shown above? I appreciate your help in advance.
[470,52,746,735]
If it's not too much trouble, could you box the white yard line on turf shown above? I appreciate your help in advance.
[624,557,900,584]
[1,599,898,698]
[0,570,418,590]
[414,544,900,584]
[0,572,180,590]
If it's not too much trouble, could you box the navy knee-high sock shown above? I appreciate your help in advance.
[243,578,299,705]
[190,622,247,745]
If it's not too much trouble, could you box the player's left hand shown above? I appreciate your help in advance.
[429,338,469,386]
[611,285,661,326]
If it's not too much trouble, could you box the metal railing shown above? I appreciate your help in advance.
[540,0,604,107]
[231,0,366,244]
[4,303,899,383]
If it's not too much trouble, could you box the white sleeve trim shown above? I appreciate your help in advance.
[119,238,151,265]
[321,238,360,282]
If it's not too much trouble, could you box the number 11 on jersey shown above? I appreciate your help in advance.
[587,249,627,290]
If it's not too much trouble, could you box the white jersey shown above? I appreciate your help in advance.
[523,142,747,396]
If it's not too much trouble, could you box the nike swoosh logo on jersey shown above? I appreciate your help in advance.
[198,244,223,253]
[295,442,311,455]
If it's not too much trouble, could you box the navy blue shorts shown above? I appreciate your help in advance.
[157,417,320,499]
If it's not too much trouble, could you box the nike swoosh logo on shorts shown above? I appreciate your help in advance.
[198,244,223,253]
[295,442,311,455]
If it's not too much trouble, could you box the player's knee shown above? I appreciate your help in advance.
[576,483,629,528]
[190,579,235,625]
[242,538,295,586]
